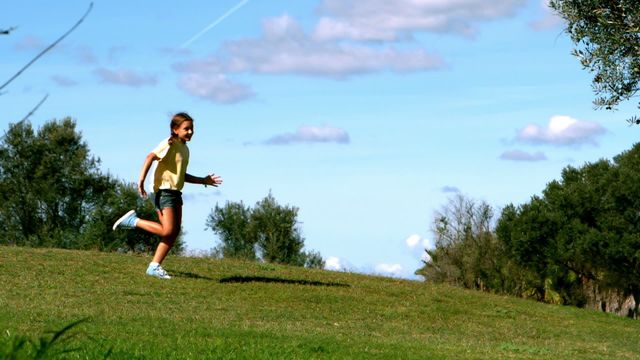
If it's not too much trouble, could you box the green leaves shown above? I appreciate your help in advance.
[418,194,521,293]
[432,143,640,310]
[207,200,256,260]
[206,192,323,268]
[0,119,94,246]
[0,118,168,253]
[551,0,640,121]
[497,143,640,306]
[252,193,305,265]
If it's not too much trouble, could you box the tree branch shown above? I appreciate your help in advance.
[1,26,17,35]
[0,2,93,93]
[20,94,49,123]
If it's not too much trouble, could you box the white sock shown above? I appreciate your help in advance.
[149,262,159,268]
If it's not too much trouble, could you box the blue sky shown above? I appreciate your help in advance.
[2,0,638,279]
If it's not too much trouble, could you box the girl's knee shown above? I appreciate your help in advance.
[160,228,179,239]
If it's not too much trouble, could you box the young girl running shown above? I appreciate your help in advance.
[113,112,222,279]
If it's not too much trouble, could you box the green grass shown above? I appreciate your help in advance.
[1,246,639,359]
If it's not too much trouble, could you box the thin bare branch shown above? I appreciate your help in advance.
[0,2,93,92]
[20,94,49,122]
[1,26,17,35]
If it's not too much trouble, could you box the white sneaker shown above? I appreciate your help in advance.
[112,210,138,230]
[146,264,171,279]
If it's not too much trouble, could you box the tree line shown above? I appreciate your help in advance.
[417,0,640,317]
[0,118,323,268]
[0,118,176,253]
[418,143,640,317]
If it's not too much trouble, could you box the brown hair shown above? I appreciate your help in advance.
[168,112,194,144]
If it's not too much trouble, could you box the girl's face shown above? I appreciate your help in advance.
[173,120,194,143]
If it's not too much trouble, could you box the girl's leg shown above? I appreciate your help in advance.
[136,217,166,237]
[150,206,182,265]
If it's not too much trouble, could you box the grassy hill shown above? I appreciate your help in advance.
[1,247,639,359]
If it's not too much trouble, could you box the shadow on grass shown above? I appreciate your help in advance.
[169,270,214,281]
[219,275,350,288]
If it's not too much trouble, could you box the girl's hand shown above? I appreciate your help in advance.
[138,183,148,198]
[204,174,223,187]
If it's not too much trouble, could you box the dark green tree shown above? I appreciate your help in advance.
[206,200,257,260]
[252,192,305,265]
[300,250,325,269]
[550,0,640,123]
[497,144,640,308]
[0,118,183,254]
[206,192,321,267]
[0,119,102,247]
[79,179,185,255]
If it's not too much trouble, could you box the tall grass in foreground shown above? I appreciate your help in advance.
[0,319,112,359]
[1,246,640,359]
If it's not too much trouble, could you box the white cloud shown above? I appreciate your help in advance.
[406,234,421,248]
[177,73,254,104]
[515,115,606,146]
[325,256,348,271]
[530,0,564,31]
[74,45,97,65]
[314,0,527,41]
[325,254,423,280]
[265,125,350,145]
[94,68,157,87]
[13,35,45,51]
[374,263,404,277]
[13,36,96,65]
[441,186,460,193]
[499,150,547,162]
[51,75,77,87]
[172,13,446,102]
[173,15,443,80]
[406,234,433,262]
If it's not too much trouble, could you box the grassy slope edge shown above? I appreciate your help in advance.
[1,246,639,359]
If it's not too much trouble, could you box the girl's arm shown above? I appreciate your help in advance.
[138,152,160,197]
[185,173,223,187]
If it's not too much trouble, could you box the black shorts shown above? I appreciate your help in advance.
[154,189,183,210]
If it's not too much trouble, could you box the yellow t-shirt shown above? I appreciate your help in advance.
[152,137,190,192]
